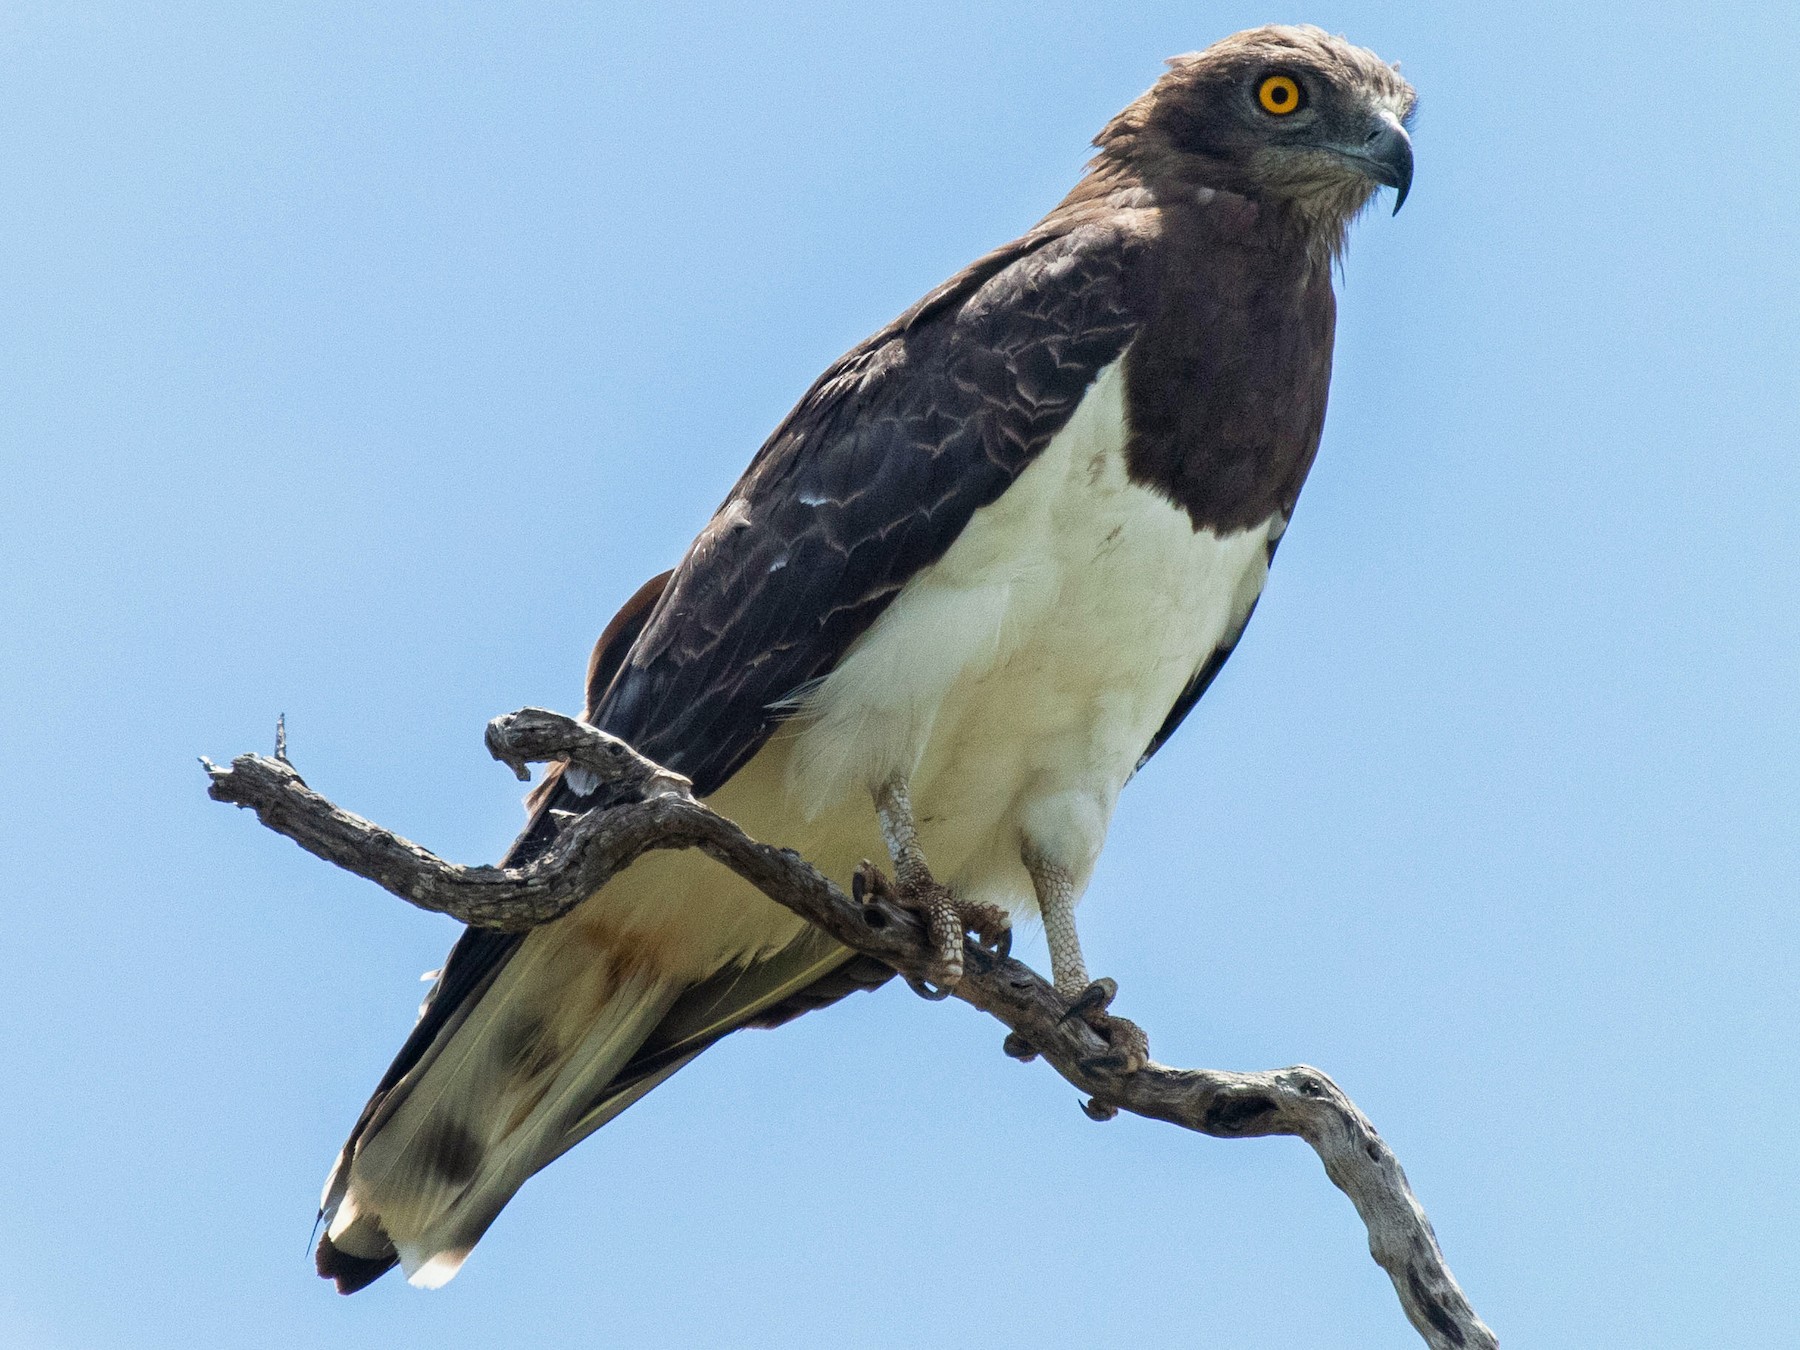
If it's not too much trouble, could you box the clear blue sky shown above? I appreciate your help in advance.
[3,2,1796,1346]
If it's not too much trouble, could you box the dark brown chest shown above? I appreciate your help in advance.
[1122,198,1338,533]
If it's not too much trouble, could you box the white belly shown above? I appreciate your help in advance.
[787,355,1278,911]
[562,356,1278,978]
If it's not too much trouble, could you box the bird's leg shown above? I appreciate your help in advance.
[871,778,1010,995]
[1031,854,1090,999]
[1024,850,1149,1073]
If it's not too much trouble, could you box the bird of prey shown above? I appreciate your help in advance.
[316,24,1416,1292]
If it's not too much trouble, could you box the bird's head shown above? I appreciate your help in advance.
[1097,26,1417,228]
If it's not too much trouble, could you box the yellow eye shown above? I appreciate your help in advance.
[1257,74,1302,115]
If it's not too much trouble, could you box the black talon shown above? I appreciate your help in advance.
[1081,1097,1119,1122]
[904,975,954,1002]
[1059,978,1150,1074]
[1059,977,1118,1024]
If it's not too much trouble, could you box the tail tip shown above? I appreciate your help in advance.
[315,1231,399,1295]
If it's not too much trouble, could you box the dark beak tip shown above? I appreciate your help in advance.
[1367,113,1413,218]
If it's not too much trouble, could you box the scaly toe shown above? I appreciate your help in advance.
[1059,977,1119,1024]
[855,862,965,992]
[850,861,886,905]
[1001,1030,1038,1062]
[1079,1012,1150,1075]
[881,876,963,992]
[894,874,1010,995]
[1059,978,1147,1074]
[918,885,967,990]
[960,899,1013,958]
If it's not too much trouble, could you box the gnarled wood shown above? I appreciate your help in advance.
[204,708,1495,1349]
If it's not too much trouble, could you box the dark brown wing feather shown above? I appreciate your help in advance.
[319,210,1155,1289]
[591,214,1153,795]
[584,569,676,716]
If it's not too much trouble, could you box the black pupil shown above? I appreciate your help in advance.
[1270,82,1291,106]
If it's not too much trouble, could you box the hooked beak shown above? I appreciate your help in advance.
[1350,110,1414,214]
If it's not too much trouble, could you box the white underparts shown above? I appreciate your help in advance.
[491,354,1279,985]
[787,353,1280,917]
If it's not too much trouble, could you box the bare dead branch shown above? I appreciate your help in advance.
[204,707,1495,1349]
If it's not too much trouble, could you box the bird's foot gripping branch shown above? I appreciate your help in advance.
[203,708,1494,1350]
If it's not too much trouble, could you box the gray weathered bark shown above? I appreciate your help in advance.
[204,707,1495,1349]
